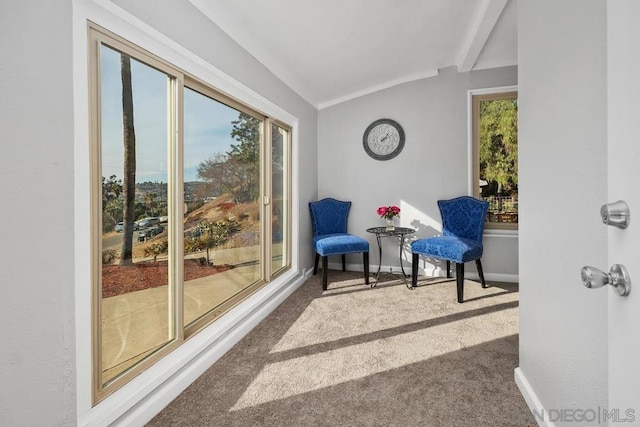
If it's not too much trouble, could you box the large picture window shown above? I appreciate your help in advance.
[472,91,518,229]
[89,26,291,402]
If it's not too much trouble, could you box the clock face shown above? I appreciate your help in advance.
[363,119,405,160]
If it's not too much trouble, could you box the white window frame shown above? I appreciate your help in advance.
[467,85,519,237]
[73,0,301,424]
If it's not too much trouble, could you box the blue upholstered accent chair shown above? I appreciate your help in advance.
[309,198,370,290]
[411,196,489,303]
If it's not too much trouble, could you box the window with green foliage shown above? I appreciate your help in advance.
[472,91,518,229]
[182,85,264,330]
[89,25,291,403]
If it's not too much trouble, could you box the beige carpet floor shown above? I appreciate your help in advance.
[148,271,535,426]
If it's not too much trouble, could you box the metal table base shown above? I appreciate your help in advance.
[366,226,416,288]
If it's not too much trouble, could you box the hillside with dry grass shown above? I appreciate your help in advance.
[103,193,260,297]
[130,194,260,260]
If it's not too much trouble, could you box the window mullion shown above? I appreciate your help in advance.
[170,74,185,339]
[263,119,272,281]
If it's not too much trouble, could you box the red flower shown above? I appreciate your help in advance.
[377,205,400,220]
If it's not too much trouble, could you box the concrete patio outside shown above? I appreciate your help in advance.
[100,244,278,382]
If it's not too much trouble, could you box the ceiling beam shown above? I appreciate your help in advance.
[458,0,509,72]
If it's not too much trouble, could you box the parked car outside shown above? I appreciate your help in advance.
[138,217,160,228]
[150,224,164,236]
[137,225,165,242]
[116,221,139,232]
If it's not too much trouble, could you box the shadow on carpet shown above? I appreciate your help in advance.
[148,271,535,427]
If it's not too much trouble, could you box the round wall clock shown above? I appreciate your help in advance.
[363,118,405,160]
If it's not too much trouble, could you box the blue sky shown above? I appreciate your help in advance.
[100,44,240,183]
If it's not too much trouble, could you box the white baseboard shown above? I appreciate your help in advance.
[326,262,518,283]
[466,271,519,283]
[327,262,412,276]
[326,261,370,272]
[515,367,551,427]
[96,272,307,427]
[304,267,314,279]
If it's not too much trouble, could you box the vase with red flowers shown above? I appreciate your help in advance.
[377,205,400,231]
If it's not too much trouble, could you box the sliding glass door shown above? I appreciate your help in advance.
[97,42,176,386]
[90,25,291,403]
[182,86,263,330]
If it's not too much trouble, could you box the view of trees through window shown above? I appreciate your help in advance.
[182,87,263,327]
[475,92,518,227]
[93,30,290,399]
[99,44,173,385]
[271,123,288,274]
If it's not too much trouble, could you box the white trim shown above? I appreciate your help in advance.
[72,0,93,416]
[304,267,314,280]
[190,0,441,110]
[188,0,316,108]
[466,85,518,204]
[325,263,518,284]
[458,0,509,72]
[515,367,552,427]
[472,58,518,71]
[472,272,518,283]
[484,228,518,237]
[73,0,301,424]
[415,267,518,284]
[78,0,298,126]
[468,85,518,96]
[317,70,439,110]
[328,262,412,276]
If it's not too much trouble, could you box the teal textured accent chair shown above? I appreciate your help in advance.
[309,198,370,290]
[411,196,489,303]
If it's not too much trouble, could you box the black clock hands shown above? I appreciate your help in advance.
[363,118,405,161]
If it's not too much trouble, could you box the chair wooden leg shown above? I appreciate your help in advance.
[322,256,328,291]
[476,259,487,288]
[412,253,419,288]
[363,252,369,285]
[456,262,464,303]
[446,260,451,278]
[313,253,320,275]
[342,254,346,272]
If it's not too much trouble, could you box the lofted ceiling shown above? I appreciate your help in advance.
[190,0,517,109]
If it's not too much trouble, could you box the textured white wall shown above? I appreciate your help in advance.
[317,66,518,280]
[517,0,608,417]
[0,1,77,425]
